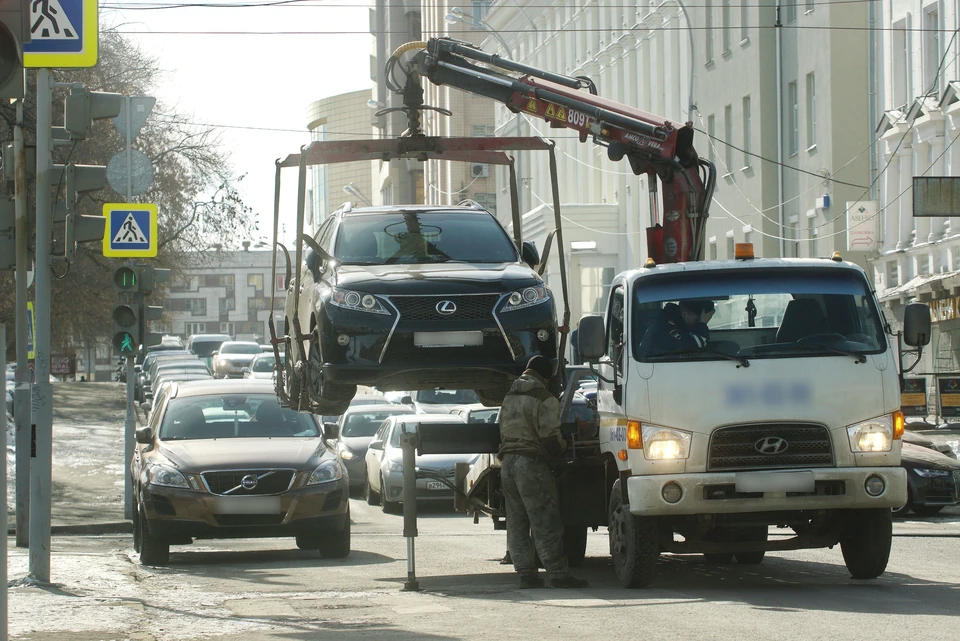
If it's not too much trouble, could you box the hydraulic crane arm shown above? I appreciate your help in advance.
[406,38,716,263]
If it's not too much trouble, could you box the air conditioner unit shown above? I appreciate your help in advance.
[471,162,490,178]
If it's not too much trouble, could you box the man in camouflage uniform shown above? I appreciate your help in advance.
[498,355,588,589]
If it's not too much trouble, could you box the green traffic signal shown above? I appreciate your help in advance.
[114,266,137,290]
[113,331,137,355]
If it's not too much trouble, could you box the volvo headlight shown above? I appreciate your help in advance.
[147,464,189,489]
[642,424,692,460]
[914,468,951,478]
[387,458,404,473]
[500,285,550,312]
[307,459,343,485]
[846,414,895,452]
[330,288,389,315]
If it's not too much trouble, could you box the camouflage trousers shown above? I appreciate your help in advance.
[500,453,569,579]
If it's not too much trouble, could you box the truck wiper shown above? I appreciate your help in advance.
[791,342,867,364]
[650,348,749,368]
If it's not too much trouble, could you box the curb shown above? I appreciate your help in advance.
[7,521,131,537]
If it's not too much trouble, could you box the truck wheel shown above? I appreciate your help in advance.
[841,509,893,579]
[607,480,658,588]
[735,526,767,565]
[563,526,588,567]
[912,505,944,516]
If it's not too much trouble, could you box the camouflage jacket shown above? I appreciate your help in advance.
[498,370,566,460]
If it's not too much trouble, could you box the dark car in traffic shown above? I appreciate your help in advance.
[130,380,350,565]
[895,442,960,516]
[284,204,558,415]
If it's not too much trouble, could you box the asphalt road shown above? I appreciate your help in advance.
[6,383,960,640]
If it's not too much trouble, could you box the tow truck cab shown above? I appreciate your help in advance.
[578,252,931,586]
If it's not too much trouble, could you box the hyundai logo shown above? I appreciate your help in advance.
[754,437,789,455]
[240,474,259,490]
[436,300,457,315]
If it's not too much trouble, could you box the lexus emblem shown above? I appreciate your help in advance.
[754,437,789,455]
[240,474,259,490]
[436,300,457,315]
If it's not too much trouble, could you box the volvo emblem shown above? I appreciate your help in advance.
[436,300,457,315]
[754,437,789,455]
[240,474,259,490]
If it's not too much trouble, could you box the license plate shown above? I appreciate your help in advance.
[413,331,483,347]
[426,481,446,490]
[734,470,815,493]
[213,496,281,514]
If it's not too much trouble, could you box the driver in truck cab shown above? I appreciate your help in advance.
[498,356,589,590]
[638,299,715,357]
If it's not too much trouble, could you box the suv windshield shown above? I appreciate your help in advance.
[631,269,886,363]
[219,343,261,355]
[191,340,227,358]
[416,389,480,405]
[336,211,518,265]
[160,394,319,439]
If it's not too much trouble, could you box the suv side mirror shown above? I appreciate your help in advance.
[578,315,606,361]
[521,241,540,269]
[134,364,142,373]
[134,426,154,444]
[323,421,340,440]
[903,302,932,347]
[368,439,384,450]
[401,395,413,405]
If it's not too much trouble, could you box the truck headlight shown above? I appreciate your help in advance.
[330,288,389,315]
[914,468,951,478]
[307,459,343,485]
[147,464,189,489]
[500,285,550,312]
[846,414,897,452]
[642,424,692,460]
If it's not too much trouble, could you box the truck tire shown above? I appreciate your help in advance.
[563,526,588,567]
[703,553,734,564]
[607,480,658,588]
[841,509,893,580]
[735,526,767,565]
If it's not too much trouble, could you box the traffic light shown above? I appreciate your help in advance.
[0,1,29,100]
[63,88,123,140]
[112,266,141,355]
[137,264,169,348]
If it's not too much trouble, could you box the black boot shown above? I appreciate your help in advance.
[519,573,545,589]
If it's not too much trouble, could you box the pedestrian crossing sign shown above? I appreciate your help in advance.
[102,203,158,258]
[23,0,99,68]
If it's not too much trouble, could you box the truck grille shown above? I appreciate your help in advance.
[389,294,500,321]
[202,469,295,496]
[707,423,834,472]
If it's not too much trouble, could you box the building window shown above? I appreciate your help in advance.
[709,238,718,260]
[787,80,798,156]
[918,254,932,276]
[473,192,497,214]
[276,274,287,291]
[740,0,749,42]
[742,95,752,168]
[924,8,940,93]
[471,0,491,27]
[806,72,816,148]
[805,0,814,13]
[705,0,714,63]
[472,124,495,137]
[892,22,910,108]
[808,227,817,257]
[722,0,731,52]
[580,265,616,318]
[220,322,235,336]
[786,0,797,24]
[707,114,716,163]
[248,274,264,291]
[723,104,733,173]
[219,297,235,315]
[726,234,735,258]
[885,261,898,287]
[167,298,206,316]
[248,298,270,312]
[185,322,206,335]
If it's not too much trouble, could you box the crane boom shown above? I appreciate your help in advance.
[407,38,716,263]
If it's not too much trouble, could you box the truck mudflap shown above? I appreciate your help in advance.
[626,467,907,516]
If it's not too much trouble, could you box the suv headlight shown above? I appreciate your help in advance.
[147,464,189,489]
[847,414,897,452]
[500,285,550,312]
[307,459,343,485]
[330,288,389,315]
[642,424,692,460]
[914,468,951,478]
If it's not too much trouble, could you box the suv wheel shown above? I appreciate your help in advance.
[306,329,354,414]
[136,502,170,566]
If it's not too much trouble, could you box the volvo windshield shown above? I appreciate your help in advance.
[631,268,886,363]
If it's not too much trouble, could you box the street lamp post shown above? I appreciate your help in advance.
[343,182,373,207]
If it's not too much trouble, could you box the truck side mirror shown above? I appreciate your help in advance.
[323,421,340,440]
[578,315,606,362]
[521,241,540,269]
[903,302,932,347]
[401,395,413,405]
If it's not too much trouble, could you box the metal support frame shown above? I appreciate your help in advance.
[13,102,31,548]
[2,323,7,640]
[399,427,420,591]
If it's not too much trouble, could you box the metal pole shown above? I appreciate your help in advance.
[13,102,30,548]
[29,68,53,583]
[400,427,420,591]
[124,355,134,519]
[2,323,8,641]
[125,97,132,202]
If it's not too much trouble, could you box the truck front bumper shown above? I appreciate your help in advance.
[627,467,907,516]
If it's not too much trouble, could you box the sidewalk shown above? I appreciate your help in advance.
[5,381,131,536]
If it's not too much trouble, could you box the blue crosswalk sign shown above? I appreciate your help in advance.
[103,203,158,258]
[24,0,99,68]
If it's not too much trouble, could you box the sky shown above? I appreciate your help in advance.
[101,0,373,247]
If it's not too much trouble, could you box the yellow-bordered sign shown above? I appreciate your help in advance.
[24,0,99,69]
[102,203,158,258]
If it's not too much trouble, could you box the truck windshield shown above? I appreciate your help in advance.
[335,211,519,265]
[631,268,886,363]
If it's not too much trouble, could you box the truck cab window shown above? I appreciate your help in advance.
[607,286,625,374]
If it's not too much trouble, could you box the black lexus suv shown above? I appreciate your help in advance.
[283,204,558,414]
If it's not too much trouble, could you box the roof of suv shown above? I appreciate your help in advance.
[338,204,489,217]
